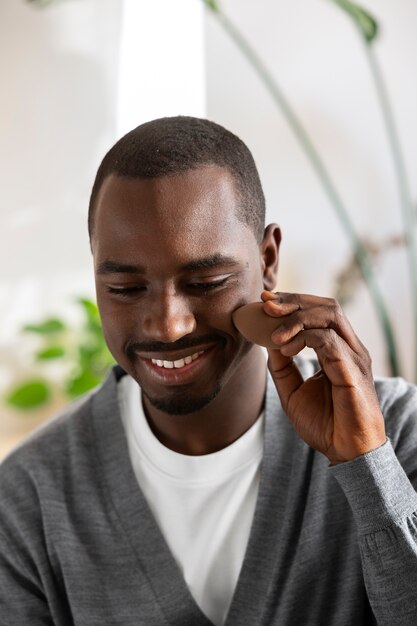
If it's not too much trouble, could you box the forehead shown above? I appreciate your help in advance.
[92,165,257,266]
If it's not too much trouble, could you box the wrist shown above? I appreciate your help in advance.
[327,435,388,466]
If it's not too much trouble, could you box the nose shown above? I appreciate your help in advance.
[142,291,197,343]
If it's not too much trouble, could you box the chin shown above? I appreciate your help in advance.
[143,385,222,416]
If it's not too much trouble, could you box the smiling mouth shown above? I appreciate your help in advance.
[150,350,205,369]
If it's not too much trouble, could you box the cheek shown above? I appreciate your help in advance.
[199,285,256,338]
[99,313,124,357]
[97,299,136,352]
[202,306,236,336]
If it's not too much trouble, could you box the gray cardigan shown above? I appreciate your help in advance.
[1,361,417,625]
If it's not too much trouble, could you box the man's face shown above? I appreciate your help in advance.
[92,165,277,415]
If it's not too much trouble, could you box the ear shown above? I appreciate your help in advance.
[260,224,281,291]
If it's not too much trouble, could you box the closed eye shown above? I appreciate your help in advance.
[188,277,230,292]
[107,286,145,298]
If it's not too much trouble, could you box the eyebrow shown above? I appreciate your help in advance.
[180,254,239,272]
[96,254,239,275]
[96,260,146,275]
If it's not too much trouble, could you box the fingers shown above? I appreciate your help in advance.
[277,328,370,387]
[261,291,365,357]
[261,290,331,306]
[260,290,372,387]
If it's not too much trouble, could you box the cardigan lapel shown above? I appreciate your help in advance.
[91,367,214,626]
[224,363,315,626]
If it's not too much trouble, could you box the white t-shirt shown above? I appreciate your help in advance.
[118,375,264,626]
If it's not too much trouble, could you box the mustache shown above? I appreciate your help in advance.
[126,333,226,356]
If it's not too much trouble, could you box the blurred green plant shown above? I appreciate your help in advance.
[5,298,114,411]
[27,0,61,6]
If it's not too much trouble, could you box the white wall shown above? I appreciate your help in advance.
[205,0,417,380]
[116,0,205,136]
[0,0,122,343]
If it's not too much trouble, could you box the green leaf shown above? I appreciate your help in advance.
[23,318,66,334]
[77,297,100,322]
[77,297,103,333]
[202,0,220,13]
[35,346,66,360]
[328,0,378,43]
[6,380,51,409]
[66,369,101,398]
[99,345,116,369]
[78,344,102,371]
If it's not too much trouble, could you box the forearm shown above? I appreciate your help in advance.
[331,440,417,625]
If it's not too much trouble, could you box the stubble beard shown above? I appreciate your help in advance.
[141,383,222,416]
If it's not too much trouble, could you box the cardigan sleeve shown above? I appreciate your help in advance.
[0,528,54,625]
[330,377,417,626]
[0,449,59,625]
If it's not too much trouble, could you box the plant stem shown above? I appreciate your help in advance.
[210,8,401,376]
[361,41,417,380]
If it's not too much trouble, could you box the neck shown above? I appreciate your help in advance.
[142,346,267,456]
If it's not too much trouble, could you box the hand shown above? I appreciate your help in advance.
[261,290,386,465]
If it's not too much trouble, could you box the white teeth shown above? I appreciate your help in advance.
[151,350,205,369]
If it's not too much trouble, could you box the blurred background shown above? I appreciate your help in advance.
[1,0,416,457]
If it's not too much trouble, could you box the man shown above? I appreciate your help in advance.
[1,116,417,626]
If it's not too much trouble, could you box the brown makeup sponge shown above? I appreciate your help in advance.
[232,301,282,349]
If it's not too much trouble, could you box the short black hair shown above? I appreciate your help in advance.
[88,116,265,242]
